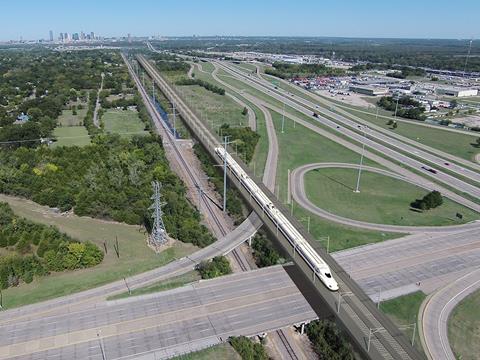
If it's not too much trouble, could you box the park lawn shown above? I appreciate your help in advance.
[172,343,241,360]
[52,126,91,147]
[107,271,201,300]
[448,289,480,360]
[381,291,426,355]
[102,109,148,136]
[199,61,215,73]
[234,62,258,73]
[0,194,197,309]
[57,107,87,126]
[304,168,478,226]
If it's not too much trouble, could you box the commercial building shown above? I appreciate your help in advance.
[349,85,389,96]
[436,87,478,97]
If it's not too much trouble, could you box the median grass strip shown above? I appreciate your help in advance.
[107,271,201,300]
[304,167,478,226]
[448,289,480,359]
[381,291,426,355]
[0,194,197,309]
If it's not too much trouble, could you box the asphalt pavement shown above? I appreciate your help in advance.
[2,266,316,360]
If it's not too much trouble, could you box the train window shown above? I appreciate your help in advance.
[325,273,332,278]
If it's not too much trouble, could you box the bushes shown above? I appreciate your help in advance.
[198,256,231,279]
[0,202,104,289]
[306,320,354,360]
[176,78,225,95]
[252,234,280,268]
[0,135,214,248]
[219,124,260,163]
[377,96,426,121]
[411,190,443,211]
[265,62,345,79]
[229,336,268,360]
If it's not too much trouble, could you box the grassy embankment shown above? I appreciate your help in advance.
[0,194,196,309]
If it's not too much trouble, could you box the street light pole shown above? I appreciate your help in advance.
[394,97,399,119]
[354,126,367,193]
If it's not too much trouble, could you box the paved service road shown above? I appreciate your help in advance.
[291,162,480,234]
[1,266,316,360]
[421,268,480,360]
[333,228,480,300]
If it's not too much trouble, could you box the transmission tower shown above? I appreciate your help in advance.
[149,181,167,247]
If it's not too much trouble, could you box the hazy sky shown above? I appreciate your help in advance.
[1,0,478,41]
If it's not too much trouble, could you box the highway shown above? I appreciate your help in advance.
[421,268,480,360]
[239,62,480,175]
[332,227,480,300]
[138,54,423,359]
[216,61,480,206]
[290,162,480,234]
[1,266,316,360]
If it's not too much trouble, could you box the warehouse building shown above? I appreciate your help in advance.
[436,87,478,97]
[349,85,389,96]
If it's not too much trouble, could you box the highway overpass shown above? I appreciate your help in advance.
[136,54,423,360]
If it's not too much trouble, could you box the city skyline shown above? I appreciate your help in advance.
[0,0,478,42]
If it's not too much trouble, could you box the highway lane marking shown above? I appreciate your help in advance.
[0,286,303,358]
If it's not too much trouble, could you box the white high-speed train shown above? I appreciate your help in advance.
[215,147,339,291]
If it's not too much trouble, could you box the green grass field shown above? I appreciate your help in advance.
[304,167,478,226]
[52,126,91,147]
[177,84,248,129]
[448,289,480,360]
[57,107,87,127]
[108,271,200,300]
[102,109,148,136]
[266,109,402,250]
[0,194,197,309]
[172,343,241,360]
[381,292,426,355]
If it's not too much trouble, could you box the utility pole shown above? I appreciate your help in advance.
[149,181,167,246]
[172,101,177,138]
[354,126,367,193]
[281,102,285,133]
[394,97,399,120]
[463,39,473,78]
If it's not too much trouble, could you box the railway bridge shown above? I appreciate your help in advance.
[135,54,423,360]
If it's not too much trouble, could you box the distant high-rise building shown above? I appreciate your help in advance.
[90,31,95,40]
[128,33,131,43]
[72,33,79,41]
[80,31,85,40]
[49,30,53,42]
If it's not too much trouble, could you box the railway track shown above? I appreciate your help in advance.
[132,54,254,274]
[276,329,299,360]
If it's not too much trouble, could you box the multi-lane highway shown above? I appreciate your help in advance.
[1,266,316,360]
[139,53,423,359]
[216,61,480,208]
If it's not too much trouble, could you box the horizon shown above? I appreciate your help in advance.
[0,0,478,42]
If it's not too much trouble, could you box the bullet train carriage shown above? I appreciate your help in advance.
[214,147,339,291]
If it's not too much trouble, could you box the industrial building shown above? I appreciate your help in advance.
[348,85,389,96]
[436,87,478,97]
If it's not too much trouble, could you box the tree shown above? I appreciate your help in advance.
[198,256,231,279]
[242,107,248,116]
[411,190,443,211]
[392,122,398,129]
[386,119,394,126]
[450,99,458,109]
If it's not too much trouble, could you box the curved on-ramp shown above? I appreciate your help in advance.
[290,162,480,234]
[420,268,480,360]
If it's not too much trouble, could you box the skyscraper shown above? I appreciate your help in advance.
[49,30,53,42]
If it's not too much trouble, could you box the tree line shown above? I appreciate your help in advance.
[176,78,226,95]
[377,96,427,121]
[0,134,214,248]
[0,202,104,289]
[265,62,345,79]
